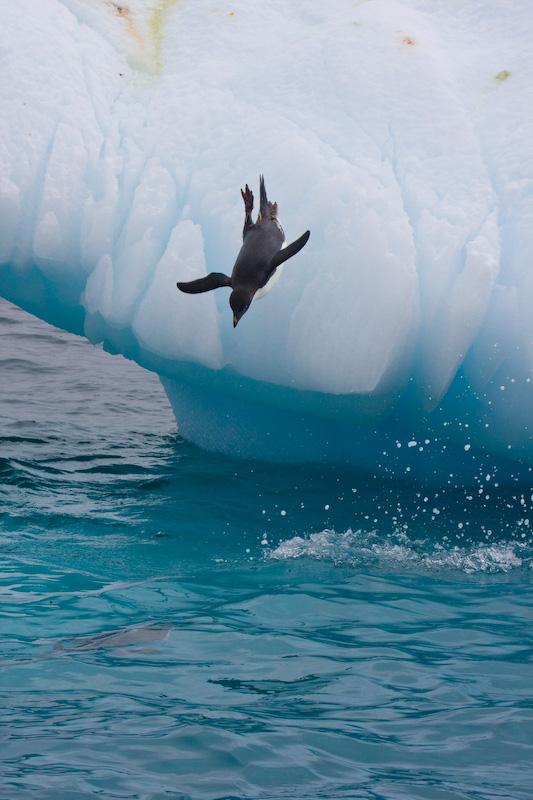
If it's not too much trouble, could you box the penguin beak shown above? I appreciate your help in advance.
[233,315,239,328]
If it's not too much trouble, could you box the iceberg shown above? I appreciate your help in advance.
[1,0,532,484]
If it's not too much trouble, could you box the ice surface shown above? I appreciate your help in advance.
[0,0,532,483]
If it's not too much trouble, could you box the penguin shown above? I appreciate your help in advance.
[176,176,310,326]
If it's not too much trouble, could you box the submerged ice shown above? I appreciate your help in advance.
[1,0,532,483]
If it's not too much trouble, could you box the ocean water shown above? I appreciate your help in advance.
[1,297,532,800]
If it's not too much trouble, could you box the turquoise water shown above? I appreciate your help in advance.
[1,298,532,800]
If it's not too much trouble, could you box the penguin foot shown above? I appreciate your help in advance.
[241,184,254,216]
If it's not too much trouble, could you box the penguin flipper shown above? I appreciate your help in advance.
[177,273,231,294]
[267,230,310,272]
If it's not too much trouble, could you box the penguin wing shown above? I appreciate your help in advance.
[267,230,310,273]
[177,273,232,294]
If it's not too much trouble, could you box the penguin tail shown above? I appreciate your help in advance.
[258,174,278,220]
[259,175,268,214]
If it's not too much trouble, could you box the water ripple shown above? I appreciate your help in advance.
[2,299,533,799]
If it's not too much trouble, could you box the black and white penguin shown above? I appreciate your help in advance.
[176,176,310,326]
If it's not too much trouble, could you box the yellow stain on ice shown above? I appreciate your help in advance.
[494,69,511,82]
[149,0,180,73]
[107,0,180,75]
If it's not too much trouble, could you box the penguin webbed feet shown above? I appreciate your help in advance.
[241,184,254,216]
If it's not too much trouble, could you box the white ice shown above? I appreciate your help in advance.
[0,0,532,483]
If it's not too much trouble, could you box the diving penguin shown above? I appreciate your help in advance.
[176,176,310,327]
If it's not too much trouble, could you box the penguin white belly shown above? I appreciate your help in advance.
[252,264,284,303]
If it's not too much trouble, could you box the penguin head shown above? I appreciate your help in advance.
[230,287,253,327]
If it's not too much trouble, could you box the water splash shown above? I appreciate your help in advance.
[267,528,531,574]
